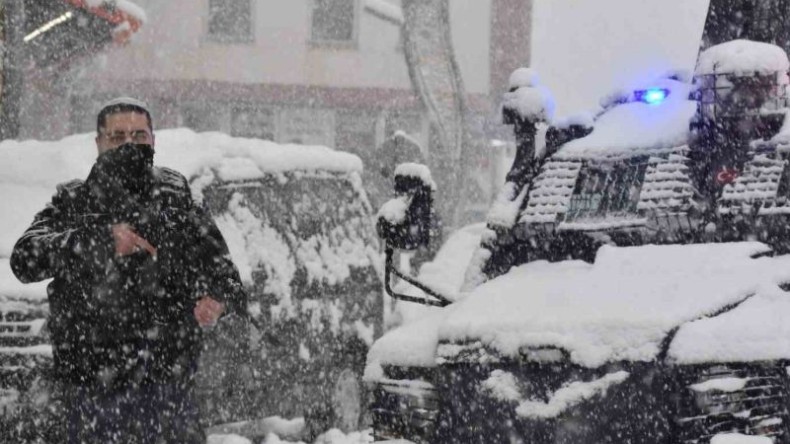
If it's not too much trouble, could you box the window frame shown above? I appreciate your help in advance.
[308,0,360,49]
[230,104,277,140]
[205,0,255,45]
[565,159,648,222]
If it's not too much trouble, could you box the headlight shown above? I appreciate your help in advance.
[371,370,438,443]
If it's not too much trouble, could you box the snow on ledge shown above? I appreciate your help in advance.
[697,39,789,76]
[363,0,404,25]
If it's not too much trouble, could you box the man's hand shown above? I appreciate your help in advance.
[194,296,225,327]
[111,223,157,257]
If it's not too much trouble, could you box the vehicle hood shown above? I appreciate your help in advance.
[368,242,790,372]
[440,242,790,367]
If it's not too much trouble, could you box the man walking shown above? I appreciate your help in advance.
[11,97,246,443]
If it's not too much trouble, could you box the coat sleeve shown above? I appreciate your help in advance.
[189,204,248,315]
[10,186,112,283]
[156,167,247,314]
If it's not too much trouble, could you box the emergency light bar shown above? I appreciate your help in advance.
[634,88,670,105]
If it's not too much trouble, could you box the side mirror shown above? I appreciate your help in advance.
[376,163,434,250]
[375,163,450,307]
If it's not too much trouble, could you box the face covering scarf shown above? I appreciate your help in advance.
[89,143,154,195]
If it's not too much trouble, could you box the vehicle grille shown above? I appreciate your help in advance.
[675,363,790,444]
[371,368,439,443]
[0,296,50,413]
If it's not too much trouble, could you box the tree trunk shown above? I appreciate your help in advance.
[0,0,24,141]
[401,0,473,232]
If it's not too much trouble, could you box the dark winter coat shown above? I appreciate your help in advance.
[10,144,246,387]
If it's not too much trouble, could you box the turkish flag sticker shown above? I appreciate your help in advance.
[716,167,739,185]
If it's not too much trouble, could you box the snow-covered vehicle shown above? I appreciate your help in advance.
[368,18,790,444]
[0,129,382,439]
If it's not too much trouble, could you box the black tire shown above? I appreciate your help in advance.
[328,366,365,432]
[304,341,368,439]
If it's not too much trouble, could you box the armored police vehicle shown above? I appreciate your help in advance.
[369,2,790,443]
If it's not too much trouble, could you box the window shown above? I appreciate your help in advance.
[566,161,648,221]
[335,110,376,156]
[181,102,225,132]
[70,95,95,133]
[207,0,253,43]
[231,106,275,140]
[311,0,357,45]
[278,108,334,147]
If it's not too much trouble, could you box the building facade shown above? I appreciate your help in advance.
[17,0,531,218]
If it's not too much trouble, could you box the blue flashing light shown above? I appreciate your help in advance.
[635,88,670,105]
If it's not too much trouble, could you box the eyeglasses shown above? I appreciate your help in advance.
[100,130,152,145]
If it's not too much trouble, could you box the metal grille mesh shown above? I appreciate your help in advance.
[675,364,790,444]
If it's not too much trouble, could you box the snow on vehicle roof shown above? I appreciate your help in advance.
[363,0,404,25]
[368,242,790,371]
[696,39,790,76]
[0,128,363,258]
[553,79,696,160]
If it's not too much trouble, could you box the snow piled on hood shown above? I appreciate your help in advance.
[669,284,790,364]
[0,128,363,258]
[555,79,695,160]
[439,242,790,367]
[369,242,790,370]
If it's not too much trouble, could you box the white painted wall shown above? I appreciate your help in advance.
[531,0,708,117]
[80,0,490,94]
